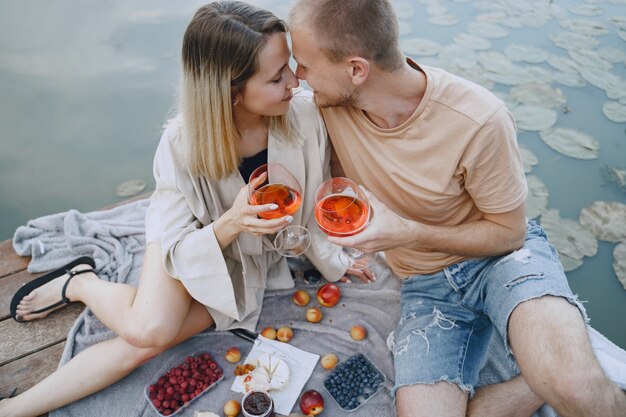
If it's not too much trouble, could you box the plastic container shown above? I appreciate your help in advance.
[145,350,224,417]
[322,353,387,412]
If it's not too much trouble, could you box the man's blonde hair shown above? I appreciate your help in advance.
[289,0,404,71]
[180,1,295,181]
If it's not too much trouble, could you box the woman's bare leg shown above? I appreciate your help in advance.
[0,299,214,417]
[17,244,192,347]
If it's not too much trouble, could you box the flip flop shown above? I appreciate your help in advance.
[10,256,96,322]
[0,388,17,400]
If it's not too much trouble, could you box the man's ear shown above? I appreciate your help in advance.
[347,57,369,86]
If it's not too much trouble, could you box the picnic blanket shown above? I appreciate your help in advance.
[13,198,563,417]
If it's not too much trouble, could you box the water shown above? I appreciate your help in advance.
[1,0,625,349]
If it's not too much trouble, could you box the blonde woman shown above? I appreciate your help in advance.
[1,2,371,416]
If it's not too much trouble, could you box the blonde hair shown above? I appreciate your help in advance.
[180,1,294,180]
[289,0,403,72]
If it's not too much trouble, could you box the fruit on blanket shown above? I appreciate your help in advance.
[225,347,241,363]
[260,326,277,340]
[321,353,338,370]
[147,352,223,416]
[299,389,324,416]
[292,290,311,306]
[316,283,340,307]
[350,325,367,341]
[305,307,323,323]
[277,325,293,342]
[224,399,241,417]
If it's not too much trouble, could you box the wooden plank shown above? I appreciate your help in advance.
[0,341,65,396]
[0,240,28,279]
[0,303,83,366]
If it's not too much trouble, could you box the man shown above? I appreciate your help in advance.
[288,1,626,416]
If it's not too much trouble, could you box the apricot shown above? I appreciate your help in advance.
[225,347,241,363]
[321,353,338,370]
[350,325,367,341]
[292,290,311,306]
[260,327,277,340]
[316,283,340,307]
[276,325,293,343]
[224,399,241,417]
[305,307,323,323]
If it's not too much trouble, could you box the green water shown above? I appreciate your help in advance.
[1,0,625,350]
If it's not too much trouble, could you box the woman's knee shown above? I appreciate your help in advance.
[119,318,179,348]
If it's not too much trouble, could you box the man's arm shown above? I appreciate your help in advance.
[327,187,527,257]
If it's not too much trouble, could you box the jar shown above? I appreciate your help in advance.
[241,390,275,417]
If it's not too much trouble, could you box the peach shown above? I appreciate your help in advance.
[225,346,241,363]
[224,399,241,417]
[292,290,311,306]
[299,389,324,416]
[321,353,338,370]
[305,307,323,323]
[260,327,277,340]
[316,283,341,307]
[276,325,293,343]
[350,325,367,341]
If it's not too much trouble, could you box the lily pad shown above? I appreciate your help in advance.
[549,31,600,50]
[603,165,626,191]
[570,4,604,16]
[467,22,509,39]
[115,179,147,197]
[602,101,626,123]
[427,4,448,16]
[476,12,507,24]
[560,254,584,272]
[547,55,580,74]
[398,20,413,36]
[619,30,626,42]
[568,50,612,71]
[597,46,626,64]
[438,45,478,69]
[478,51,514,74]
[512,105,558,131]
[508,84,567,109]
[504,44,549,64]
[539,128,600,160]
[579,201,626,243]
[525,175,549,219]
[610,16,626,30]
[400,38,442,56]
[453,33,492,51]
[394,2,415,19]
[609,0,626,6]
[520,145,539,174]
[614,242,626,291]
[559,18,610,36]
[428,15,459,26]
[540,209,598,260]
[552,71,587,88]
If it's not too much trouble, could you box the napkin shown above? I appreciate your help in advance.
[230,336,319,415]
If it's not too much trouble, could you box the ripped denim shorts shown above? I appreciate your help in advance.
[389,220,587,397]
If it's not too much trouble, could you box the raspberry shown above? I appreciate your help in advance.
[188,378,197,387]
[166,387,174,396]
[169,377,177,385]
[152,399,161,408]
[209,362,217,370]
[182,394,190,402]
[180,381,188,390]
[162,410,172,416]
[162,401,170,409]
[202,353,211,361]
[196,381,203,389]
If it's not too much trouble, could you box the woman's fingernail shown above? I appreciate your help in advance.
[346,279,352,283]
[285,216,293,223]
[270,204,278,210]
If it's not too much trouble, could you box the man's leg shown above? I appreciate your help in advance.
[509,296,626,417]
[468,375,544,417]
[396,382,467,417]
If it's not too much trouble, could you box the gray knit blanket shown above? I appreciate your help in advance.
[13,199,558,417]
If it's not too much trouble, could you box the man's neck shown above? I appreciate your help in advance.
[356,61,427,129]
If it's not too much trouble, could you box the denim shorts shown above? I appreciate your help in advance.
[389,220,587,397]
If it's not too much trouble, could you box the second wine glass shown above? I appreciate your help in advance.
[248,163,311,257]
[314,177,375,270]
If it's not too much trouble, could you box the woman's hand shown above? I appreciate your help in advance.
[339,261,376,284]
[227,178,292,236]
[214,176,291,249]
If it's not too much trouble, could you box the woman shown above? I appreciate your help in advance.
[1,2,371,416]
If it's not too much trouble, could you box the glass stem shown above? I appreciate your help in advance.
[285,226,298,244]
[345,247,364,260]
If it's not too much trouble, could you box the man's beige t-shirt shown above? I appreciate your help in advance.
[321,62,527,277]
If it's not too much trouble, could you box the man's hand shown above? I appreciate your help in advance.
[328,187,416,253]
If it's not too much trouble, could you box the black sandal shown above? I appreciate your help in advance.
[0,388,17,400]
[10,256,96,322]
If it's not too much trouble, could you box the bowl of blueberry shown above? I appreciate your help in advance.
[322,353,387,412]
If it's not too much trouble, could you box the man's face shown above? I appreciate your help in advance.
[290,27,358,108]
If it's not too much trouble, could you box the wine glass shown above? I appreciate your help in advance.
[248,163,311,257]
[314,177,375,270]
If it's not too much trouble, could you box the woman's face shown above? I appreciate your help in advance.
[234,33,299,118]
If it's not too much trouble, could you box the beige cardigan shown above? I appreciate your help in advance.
[145,90,346,331]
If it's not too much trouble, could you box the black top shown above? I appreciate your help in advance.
[238,148,268,184]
